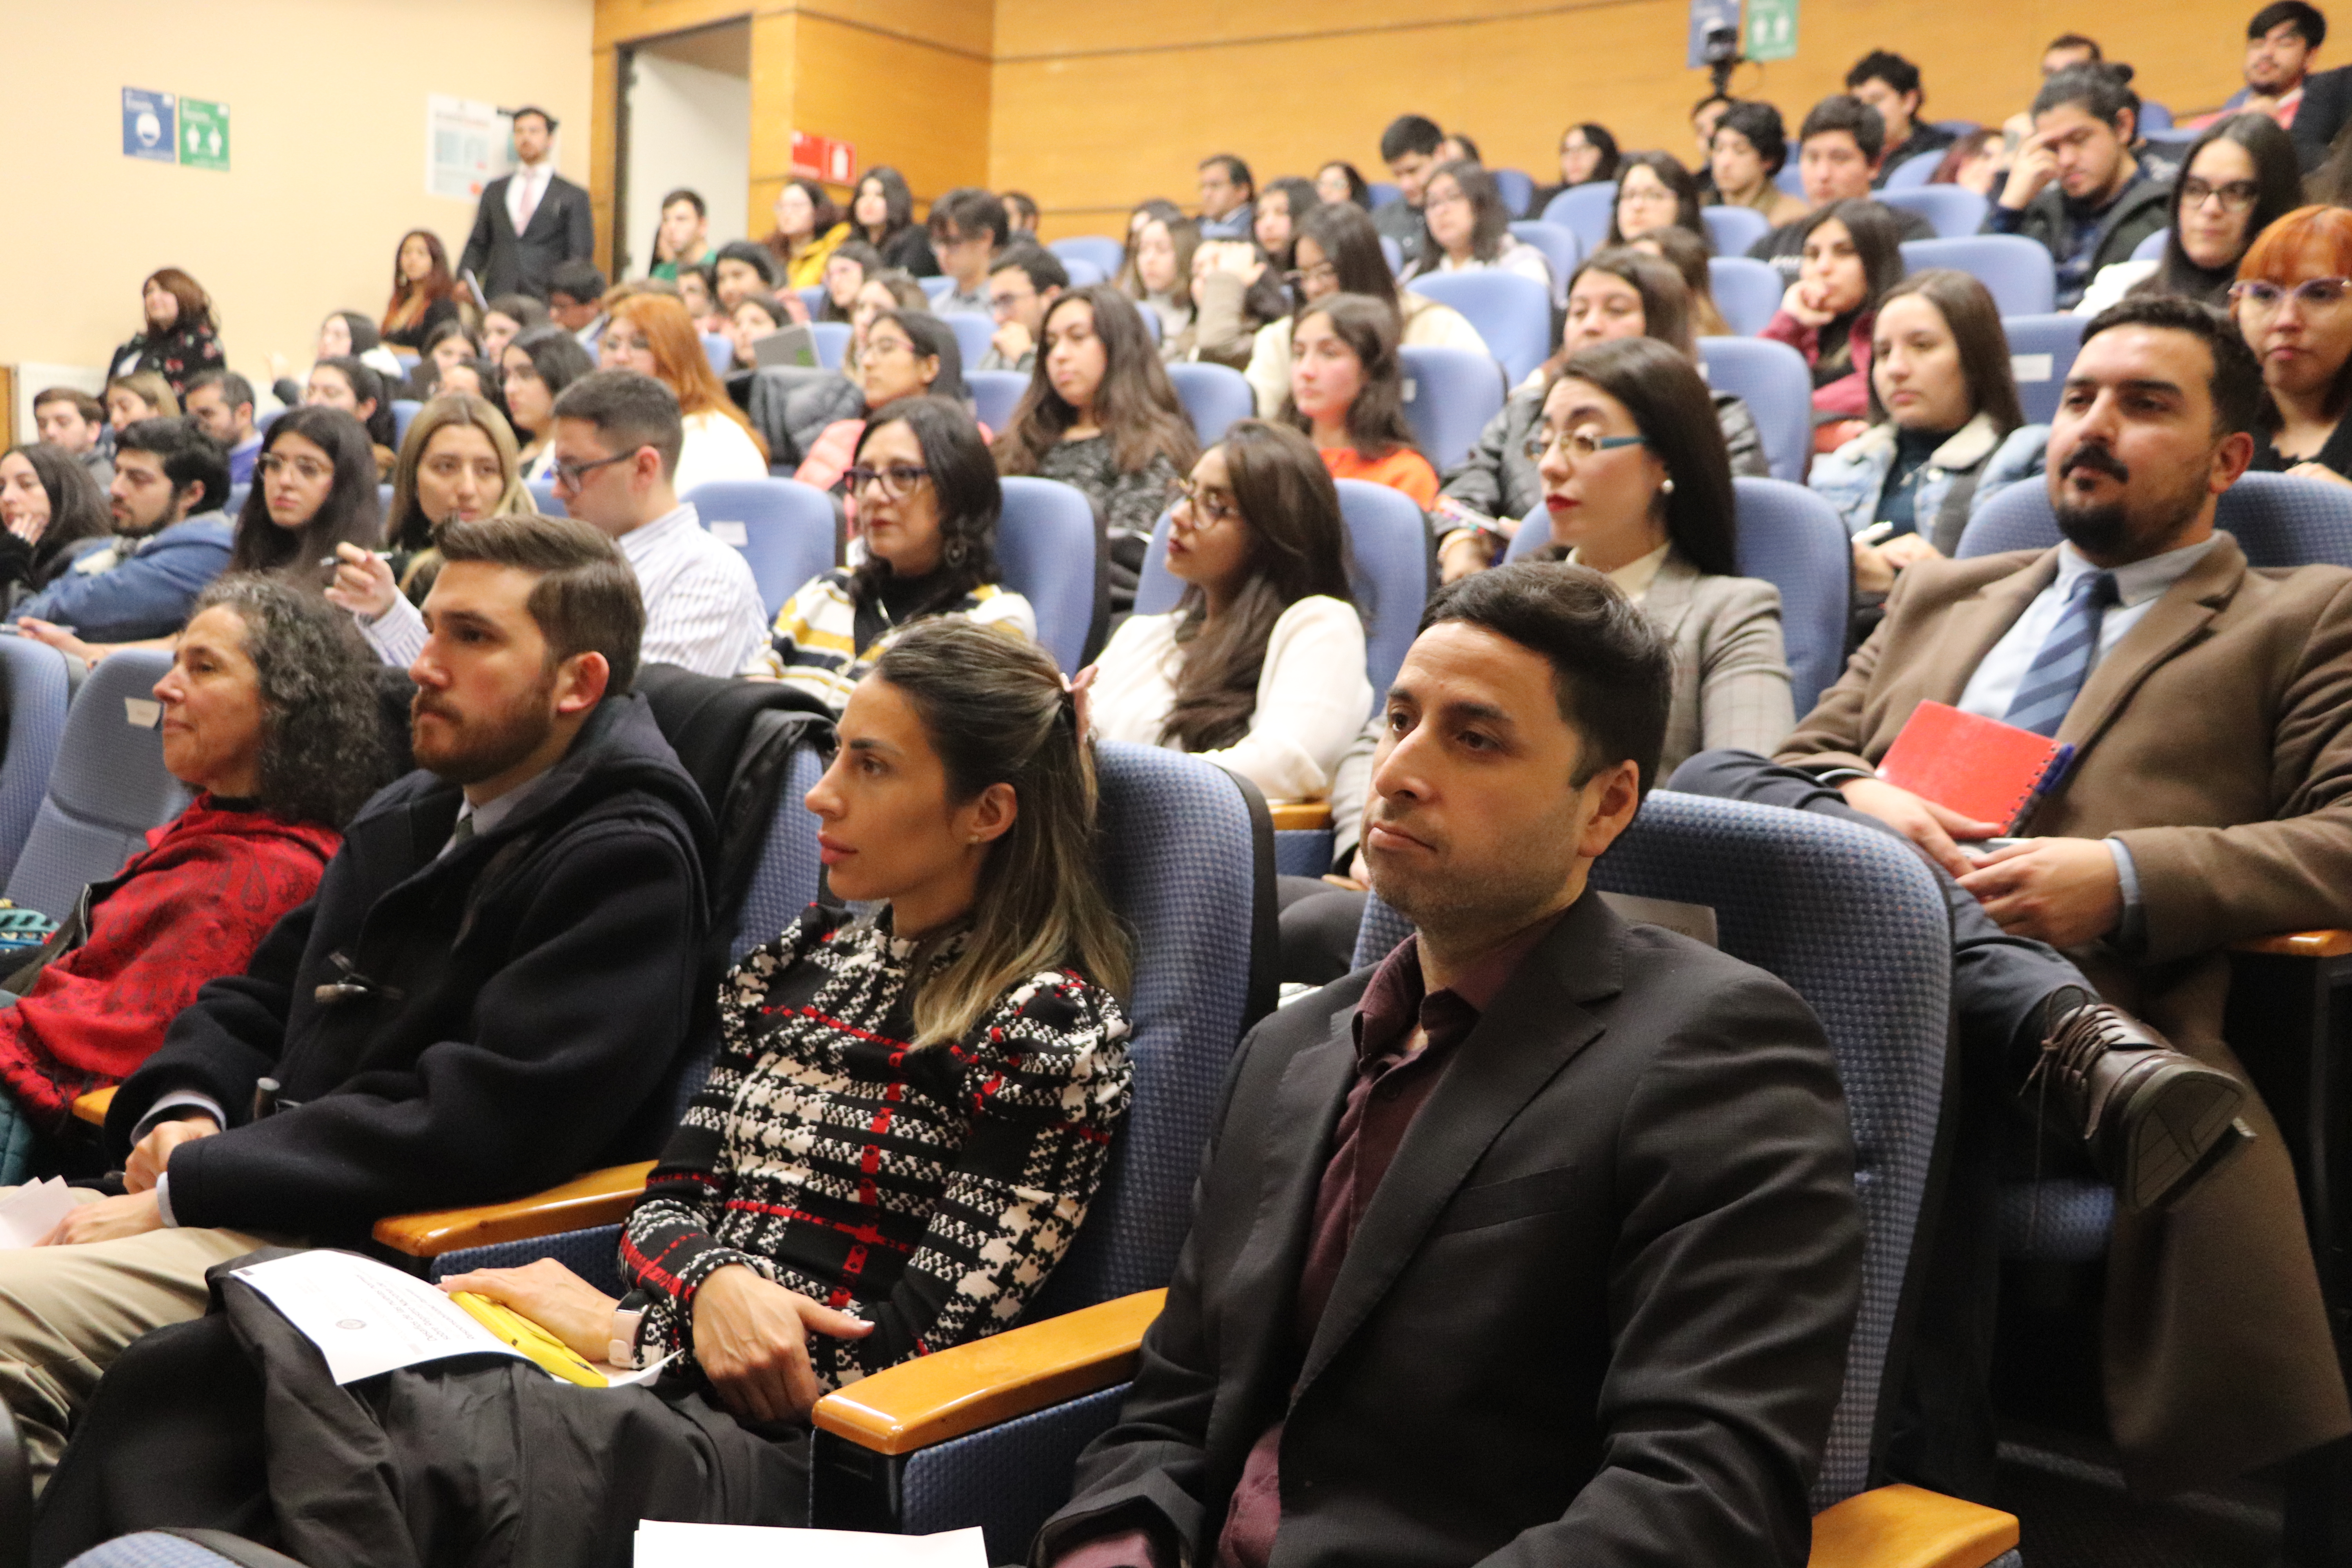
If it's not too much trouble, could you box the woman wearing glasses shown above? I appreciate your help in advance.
[2235,204,2352,484]
[788,307,964,494]
[761,397,1035,708]
[1082,420,1369,804]
[2080,116,2301,315]
[1400,161,1555,291]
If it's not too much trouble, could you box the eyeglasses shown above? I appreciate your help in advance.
[1284,262,1339,291]
[2181,177,2262,213]
[2230,277,2352,312]
[257,453,332,482]
[549,450,635,490]
[845,463,931,498]
[1171,477,1241,528]
[987,292,1031,318]
[1522,428,1650,461]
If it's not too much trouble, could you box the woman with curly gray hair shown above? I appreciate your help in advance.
[0,575,391,1179]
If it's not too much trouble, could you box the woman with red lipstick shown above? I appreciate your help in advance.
[2233,205,2352,485]
[1085,420,1369,803]
[1281,293,1439,510]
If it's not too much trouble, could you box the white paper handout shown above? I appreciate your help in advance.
[633,1521,988,1568]
[0,1179,83,1249]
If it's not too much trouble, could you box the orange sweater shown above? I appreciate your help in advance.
[1321,444,1439,509]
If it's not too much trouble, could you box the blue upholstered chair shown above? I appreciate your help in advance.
[1540,181,1617,251]
[918,276,955,305]
[943,311,996,373]
[0,636,74,887]
[809,320,851,370]
[524,479,564,516]
[1882,186,1989,239]
[1049,236,1125,279]
[1367,181,1403,209]
[2131,228,2168,263]
[4,652,189,923]
[1404,272,1552,386]
[2002,313,2086,426]
[699,331,732,376]
[1163,362,1255,447]
[798,285,826,319]
[1958,470,2352,566]
[1898,237,2057,317]
[1061,257,1106,287]
[388,400,422,448]
[681,477,837,621]
[996,475,1105,674]
[1709,254,1783,337]
[1701,204,1771,257]
[967,367,1028,433]
[1777,160,1808,197]
[1881,148,1949,191]
[1506,221,1581,305]
[1698,336,1814,483]
[1398,343,1505,472]
[1380,235,1403,276]
[1490,167,1535,217]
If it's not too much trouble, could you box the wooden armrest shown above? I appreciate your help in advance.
[2228,928,2352,958]
[811,1288,1163,1456]
[1808,1483,2018,1568]
[1267,801,1332,831]
[370,1160,655,1257]
[71,1087,116,1127]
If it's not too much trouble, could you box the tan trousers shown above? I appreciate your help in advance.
[0,1189,265,1484]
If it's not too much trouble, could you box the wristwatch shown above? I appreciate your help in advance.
[608,1291,658,1370]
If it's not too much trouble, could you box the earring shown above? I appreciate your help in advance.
[1659,477,1675,495]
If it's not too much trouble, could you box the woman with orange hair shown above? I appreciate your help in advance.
[381,229,468,350]
[2234,204,2352,485]
[599,291,772,493]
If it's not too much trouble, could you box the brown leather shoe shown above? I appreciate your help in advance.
[2024,987,2254,1213]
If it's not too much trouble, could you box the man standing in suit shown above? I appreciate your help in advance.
[458,106,595,302]
[1675,294,2352,1496]
[1038,566,1864,1568]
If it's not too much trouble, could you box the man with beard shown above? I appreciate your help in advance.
[1673,294,2352,1498]
[15,417,232,642]
[1038,566,1864,1568]
[0,512,715,1486]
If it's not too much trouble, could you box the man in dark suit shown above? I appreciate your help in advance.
[458,106,595,302]
[1036,566,1865,1568]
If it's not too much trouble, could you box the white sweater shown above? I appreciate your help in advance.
[673,409,770,496]
[1087,595,1371,802]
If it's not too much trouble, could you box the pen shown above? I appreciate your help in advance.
[1855,522,1895,545]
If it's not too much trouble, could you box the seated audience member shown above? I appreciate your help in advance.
[180,370,261,485]
[849,166,939,276]
[1763,199,1908,429]
[788,309,966,493]
[1439,249,1767,563]
[844,270,935,376]
[1406,161,1555,291]
[1184,240,1291,371]
[105,373,177,429]
[352,372,763,679]
[980,243,1070,373]
[411,318,485,398]
[1004,189,1042,234]
[646,187,711,280]
[381,229,466,350]
[1086,420,1371,801]
[1676,296,2352,1499]
[2000,34,2111,146]
[818,238,884,324]
[599,293,772,491]
[1848,50,1958,183]
[108,268,225,399]
[303,356,399,477]
[724,293,789,373]
[1285,293,1441,508]
[1374,114,1446,274]
[675,264,724,334]
[268,310,403,408]
[1932,129,2011,197]
[1987,65,2171,310]
[16,418,232,644]
[1689,94,1736,191]
[1315,160,1373,209]
[1041,562,1860,1568]
[332,394,537,619]
[1749,97,1936,283]
[215,407,385,590]
[1253,175,1321,269]
[1125,212,1202,358]
[1437,131,1481,164]
[1243,202,1488,417]
[0,445,113,605]
[997,286,1198,599]
[1711,102,1810,226]
[1198,154,1257,241]
[1810,271,2031,600]
[765,177,852,290]
[929,187,1011,314]
[2235,204,2352,481]
[33,390,113,486]
[766,398,1035,702]
[1603,150,1710,249]
[499,324,597,480]
[1116,199,1186,290]
[0,578,385,1183]
[2078,115,2300,313]
[0,510,715,1490]
[40,617,1129,1560]
[1530,121,1622,213]
[711,240,785,313]
[548,260,611,343]
[1630,224,1736,335]
[2183,4,2334,145]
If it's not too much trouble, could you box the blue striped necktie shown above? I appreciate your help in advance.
[2003,569,2119,737]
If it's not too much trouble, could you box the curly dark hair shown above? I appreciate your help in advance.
[189,574,393,826]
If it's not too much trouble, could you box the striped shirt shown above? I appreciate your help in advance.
[758,567,1036,710]
[358,503,769,678]
[619,905,1131,1386]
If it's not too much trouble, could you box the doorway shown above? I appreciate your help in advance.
[615,20,751,281]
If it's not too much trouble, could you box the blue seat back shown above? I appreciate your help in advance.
[1776,160,1808,196]
[2139,100,2174,132]
[1163,362,1255,447]
[1506,221,1581,304]
[1355,789,1954,1507]
[1881,149,1948,191]
[730,736,831,964]
[1405,272,1552,386]
[525,479,564,516]
[389,399,422,447]
[945,311,996,372]
[2002,313,2086,426]
[1135,305,1162,346]
[1367,181,1403,209]
[254,407,284,435]
[1397,343,1504,473]
[1959,469,2352,566]
[1709,254,1783,336]
[699,331,732,376]
[968,368,1029,433]
[1882,185,1989,239]
[1540,181,1617,250]
[996,476,1102,674]
[1048,236,1124,278]
[223,484,250,523]
[809,320,851,370]
[918,276,955,305]
[1701,204,1770,257]
[1699,336,1813,483]
[5,651,190,922]
[1899,236,2056,316]
[681,478,837,621]
[798,285,826,319]
[2131,227,2168,263]
[0,637,73,887]
[1491,167,1535,216]
[1380,235,1403,277]
[1062,257,1106,287]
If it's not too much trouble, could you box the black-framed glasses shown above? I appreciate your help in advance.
[2230,276,2352,311]
[550,451,635,490]
[2180,177,2261,213]
[845,463,931,499]
[1522,428,1650,461]
[1171,477,1241,529]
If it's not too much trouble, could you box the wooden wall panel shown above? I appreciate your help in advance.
[789,12,993,205]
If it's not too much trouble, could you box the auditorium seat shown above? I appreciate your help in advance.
[1490,167,1535,217]
[943,311,995,373]
[1397,343,1505,472]
[524,479,564,516]
[699,332,731,376]
[1162,361,1255,446]
[1136,305,1162,346]
[0,637,74,888]
[797,285,825,319]
[1881,149,1948,191]
[2131,227,2167,264]
[223,485,249,521]
[1506,220,1581,305]
[388,400,422,447]
[995,476,1105,673]
[2002,313,2086,426]
[1048,236,1124,279]
[808,320,850,370]
[1899,236,2056,316]
[1380,235,1404,276]
[1368,181,1403,209]
[1539,182,1617,251]
[1776,160,1807,197]
[1701,204,1771,257]
[967,367,1028,433]
[1405,271,1552,385]
[1061,257,1106,287]
[1709,254,1783,336]
[1697,337,1814,483]
[681,477,837,620]
[1960,469,2352,566]
[2139,100,2174,132]
[4,652,188,924]
[1881,185,1989,239]
[918,276,955,305]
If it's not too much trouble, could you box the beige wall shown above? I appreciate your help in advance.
[0,0,593,387]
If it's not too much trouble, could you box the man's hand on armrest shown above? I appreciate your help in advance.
[125,1116,221,1194]
[1837,777,2002,880]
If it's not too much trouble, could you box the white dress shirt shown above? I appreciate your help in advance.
[505,159,552,236]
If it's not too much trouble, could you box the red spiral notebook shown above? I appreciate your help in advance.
[1875,702,2076,833]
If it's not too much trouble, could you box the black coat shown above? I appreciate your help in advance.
[106,693,716,1243]
[1036,894,1863,1568]
[457,170,596,301]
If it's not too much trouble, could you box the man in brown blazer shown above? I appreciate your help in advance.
[1674,294,2352,1495]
